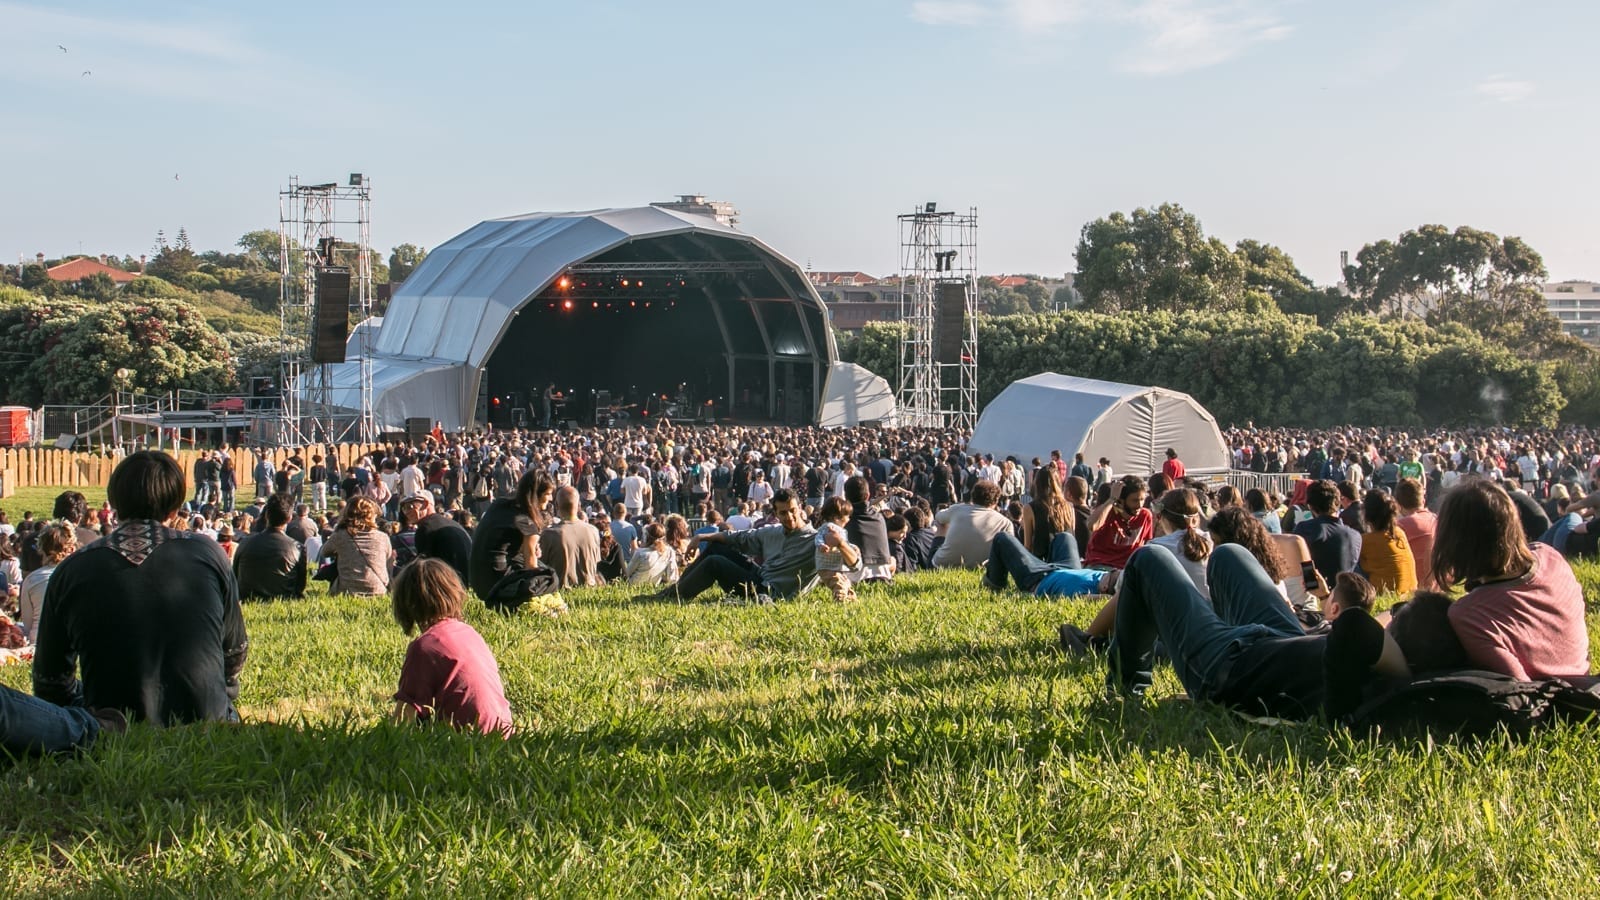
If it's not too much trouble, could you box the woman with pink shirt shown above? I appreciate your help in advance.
[1432,480,1590,684]
[1393,478,1437,590]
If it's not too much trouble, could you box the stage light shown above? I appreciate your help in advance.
[630,301,636,308]
[644,302,651,308]
[491,397,501,407]
[621,279,629,287]
[562,299,573,310]
[591,301,598,308]
[558,276,570,289]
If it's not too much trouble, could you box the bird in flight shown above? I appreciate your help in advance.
[174,174,180,181]
[57,44,67,52]
[82,70,91,77]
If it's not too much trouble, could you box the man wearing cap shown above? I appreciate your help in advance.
[392,491,430,568]
[410,491,474,586]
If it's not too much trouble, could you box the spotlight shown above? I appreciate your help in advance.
[558,276,570,289]
[621,279,629,287]
[562,299,573,310]
[592,301,598,308]
[630,301,636,308]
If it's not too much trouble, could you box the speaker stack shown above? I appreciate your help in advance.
[312,267,352,364]
[935,281,967,365]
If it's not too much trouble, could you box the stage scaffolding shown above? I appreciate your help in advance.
[897,204,978,430]
[275,175,375,446]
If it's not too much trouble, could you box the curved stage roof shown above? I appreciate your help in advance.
[315,207,841,430]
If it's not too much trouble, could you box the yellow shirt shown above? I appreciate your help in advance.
[1358,528,1416,594]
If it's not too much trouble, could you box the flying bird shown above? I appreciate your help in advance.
[58,44,67,52]
[174,174,180,181]
[82,70,91,77]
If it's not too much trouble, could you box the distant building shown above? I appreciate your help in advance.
[650,195,739,227]
[1543,280,1600,344]
[45,256,140,284]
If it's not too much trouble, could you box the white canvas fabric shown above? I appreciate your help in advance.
[969,373,1230,474]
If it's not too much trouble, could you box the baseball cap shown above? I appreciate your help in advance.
[400,491,434,506]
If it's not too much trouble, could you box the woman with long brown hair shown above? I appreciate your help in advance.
[317,495,395,596]
[1021,465,1075,563]
[1356,489,1416,594]
[1433,480,1588,682]
[1147,488,1213,598]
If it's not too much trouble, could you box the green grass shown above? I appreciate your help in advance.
[2,559,1599,896]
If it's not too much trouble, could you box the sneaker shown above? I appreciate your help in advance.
[91,707,128,736]
[1059,623,1091,656]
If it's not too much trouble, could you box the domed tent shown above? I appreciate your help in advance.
[310,206,844,430]
[969,373,1230,475]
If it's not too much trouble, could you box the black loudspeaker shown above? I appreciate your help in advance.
[935,281,967,364]
[312,267,351,364]
[406,417,430,442]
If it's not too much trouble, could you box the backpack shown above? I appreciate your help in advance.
[712,465,732,489]
[1343,670,1600,741]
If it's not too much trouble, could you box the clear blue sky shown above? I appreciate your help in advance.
[3,0,1595,285]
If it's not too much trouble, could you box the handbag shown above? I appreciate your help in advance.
[313,557,337,582]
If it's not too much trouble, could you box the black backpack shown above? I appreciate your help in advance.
[1344,670,1600,741]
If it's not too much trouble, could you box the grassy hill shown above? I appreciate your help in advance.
[2,550,1598,895]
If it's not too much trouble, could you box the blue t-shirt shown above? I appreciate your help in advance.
[1034,568,1104,597]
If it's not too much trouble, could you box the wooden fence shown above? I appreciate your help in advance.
[0,443,391,496]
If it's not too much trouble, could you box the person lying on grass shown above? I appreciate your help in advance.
[392,558,513,737]
[635,488,816,604]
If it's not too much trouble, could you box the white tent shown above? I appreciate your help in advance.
[817,362,896,427]
[969,373,1230,475]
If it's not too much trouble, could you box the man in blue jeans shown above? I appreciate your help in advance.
[0,684,124,758]
[983,531,1115,597]
[1105,543,1405,720]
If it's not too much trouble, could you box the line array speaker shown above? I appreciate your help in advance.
[935,281,967,365]
[312,267,351,364]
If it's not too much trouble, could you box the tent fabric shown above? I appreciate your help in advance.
[309,206,838,430]
[969,373,1230,475]
[817,363,896,428]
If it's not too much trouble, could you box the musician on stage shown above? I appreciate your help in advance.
[541,382,564,430]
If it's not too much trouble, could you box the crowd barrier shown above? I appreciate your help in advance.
[0,443,391,497]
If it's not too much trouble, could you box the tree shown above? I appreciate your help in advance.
[146,227,199,282]
[236,229,282,272]
[1343,224,1586,361]
[1074,203,1246,313]
[388,243,427,283]
[67,272,120,302]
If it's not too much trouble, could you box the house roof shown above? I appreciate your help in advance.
[46,258,139,283]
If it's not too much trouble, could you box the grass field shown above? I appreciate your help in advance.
[2,524,1599,895]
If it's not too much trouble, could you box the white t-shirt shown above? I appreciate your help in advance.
[1150,530,1213,600]
[621,475,648,509]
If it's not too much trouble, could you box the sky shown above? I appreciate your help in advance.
[2,0,1596,285]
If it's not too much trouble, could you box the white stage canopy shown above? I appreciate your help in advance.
[817,363,896,428]
[969,373,1230,475]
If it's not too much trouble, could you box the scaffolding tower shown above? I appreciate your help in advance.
[897,204,978,430]
[276,175,374,446]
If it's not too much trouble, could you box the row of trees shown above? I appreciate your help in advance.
[1071,204,1588,364]
[842,310,1594,428]
[0,230,433,406]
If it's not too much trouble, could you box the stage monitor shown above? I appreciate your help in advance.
[312,267,351,364]
[935,281,967,365]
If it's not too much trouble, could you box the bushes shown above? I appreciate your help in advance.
[849,310,1573,427]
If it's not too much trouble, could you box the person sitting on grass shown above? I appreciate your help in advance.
[1355,489,1416,595]
[1083,476,1153,571]
[984,529,1118,599]
[18,522,74,641]
[317,496,395,598]
[931,479,1014,569]
[32,450,249,725]
[1292,479,1362,586]
[233,493,307,601]
[638,488,815,604]
[814,497,862,603]
[624,522,679,587]
[1432,480,1592,685]
[1103,542,1410,720]
[391,558,512,736]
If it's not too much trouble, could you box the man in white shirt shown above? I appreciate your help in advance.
[399,456,427,498]
[769,455,791,492]
[621,465,650,518]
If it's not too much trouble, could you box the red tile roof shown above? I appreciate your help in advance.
[46,257,140,284]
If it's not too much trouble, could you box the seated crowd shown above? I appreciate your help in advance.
[1,420,1597,757]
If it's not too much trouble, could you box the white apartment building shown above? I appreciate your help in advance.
[1543,280,1600,344]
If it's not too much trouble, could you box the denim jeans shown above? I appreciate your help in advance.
[1107,544,1303,701]
[1539,513,1582,556]
[0,684,99,758]
[985,531,1083,592]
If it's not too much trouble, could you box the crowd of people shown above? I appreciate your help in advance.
[1,418,1598,758]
